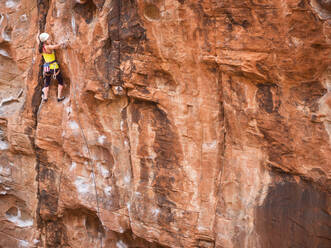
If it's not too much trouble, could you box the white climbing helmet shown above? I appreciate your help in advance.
[39,32,49,42]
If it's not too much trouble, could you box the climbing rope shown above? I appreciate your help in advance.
[66,33,103,247]
[56,152,65,209]
[64,3,103,245]
[75,107,103,248]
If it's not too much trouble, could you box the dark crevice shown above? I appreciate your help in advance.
[34,1,69,247]
[37,0,50,31]
[31,63,44,126]
[32,1,50,124]
[118,0,122,86]
[219,94,227,202]
[106,0,122,86]
[35,0,51,235]
[73,0,97,24]
[256,83,281,114]
[256,171,331,248]
[44,219,69,247]
[104,0,146,87]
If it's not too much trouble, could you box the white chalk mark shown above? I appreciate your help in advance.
[98,163,110,178]
[66,106,72,114]
[5,209,33,228]
[152,208,160,216]
[0,15,4,26]
[6,0,18,9]
[0,49,10,58]
[0,165,11,176]
[69,121,79,130]
[70,162,77,172]
[19,240,29,248]
[3,30,11,42]
[124,174,131,184]
[116,240,128,248]
[71,16,76,36]
[0,140,9,150]
[0,96,19,106]
[104,186,112,196]
[120,120,124,131]
[202,140,217,150]
[75,176,93,194]
[98,135,106,144]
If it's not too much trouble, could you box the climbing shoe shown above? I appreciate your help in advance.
[57,96,65,102]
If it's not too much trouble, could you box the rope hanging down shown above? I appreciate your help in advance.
[73,74,103,248]
[66,20,103,245]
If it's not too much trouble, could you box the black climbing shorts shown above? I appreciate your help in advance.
[44,69,63,87]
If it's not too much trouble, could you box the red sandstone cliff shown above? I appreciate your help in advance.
[0,0,330,247]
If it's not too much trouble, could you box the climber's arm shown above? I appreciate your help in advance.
[44,41,69,53]
[45,43,62,50]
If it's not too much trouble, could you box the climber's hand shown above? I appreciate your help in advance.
[61,41,69,49]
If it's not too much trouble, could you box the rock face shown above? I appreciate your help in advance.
[0,0,330,247]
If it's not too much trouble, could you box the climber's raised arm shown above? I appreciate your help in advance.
[39,33,68,54]
[44,43,62,50]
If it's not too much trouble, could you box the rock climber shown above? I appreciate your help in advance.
[38,32,67,102]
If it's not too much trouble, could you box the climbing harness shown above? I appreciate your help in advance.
[43,60,56,73]
[43,65,60,80]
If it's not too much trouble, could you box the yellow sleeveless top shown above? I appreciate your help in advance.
[42,52,59,69]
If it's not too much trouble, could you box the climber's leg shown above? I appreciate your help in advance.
[42,86,49,101]
[57,85,64,101]
[42,73,51,101]
[56,69,65,101]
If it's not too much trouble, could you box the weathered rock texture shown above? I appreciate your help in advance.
[0,0,330,247]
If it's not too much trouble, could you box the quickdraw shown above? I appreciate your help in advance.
[53,68,60,79]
